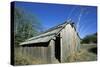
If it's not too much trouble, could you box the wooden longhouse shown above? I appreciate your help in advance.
[19,21,80,63]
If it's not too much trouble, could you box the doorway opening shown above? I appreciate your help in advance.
[55,34,61,62]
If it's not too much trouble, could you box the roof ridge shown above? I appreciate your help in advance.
[25,20,76,41]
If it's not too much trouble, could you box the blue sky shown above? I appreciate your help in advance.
[14,1,97,38]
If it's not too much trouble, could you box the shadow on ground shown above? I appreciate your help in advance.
[88,47,97,54]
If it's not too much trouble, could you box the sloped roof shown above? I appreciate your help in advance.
[19,21,77,45]
[20,27,63,45]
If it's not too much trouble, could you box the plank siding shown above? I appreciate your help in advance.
[60,24,80,62]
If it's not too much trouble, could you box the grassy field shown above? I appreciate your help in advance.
[66,44,97,62]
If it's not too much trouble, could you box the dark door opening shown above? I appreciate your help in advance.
[55,34,61,62]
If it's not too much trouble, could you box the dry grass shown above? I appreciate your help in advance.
[65,44,97,62]
[15,53,32,65]
[14,47,47,65]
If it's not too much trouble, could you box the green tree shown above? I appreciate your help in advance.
[81,33,97,44]
[14,7,42,47]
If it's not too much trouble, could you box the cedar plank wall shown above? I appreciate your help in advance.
[60,24,80,62]
[20,46,49,63]
[19,40,56,64]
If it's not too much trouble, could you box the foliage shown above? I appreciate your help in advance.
[81,33,97,44]
[14,7,42,47]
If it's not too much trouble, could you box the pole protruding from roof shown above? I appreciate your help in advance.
[67,18,72,23]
